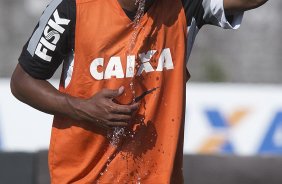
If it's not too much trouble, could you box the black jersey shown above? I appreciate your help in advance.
[19,0,243,80]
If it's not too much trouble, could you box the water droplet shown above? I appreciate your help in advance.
[107,127,125,147]
[137,175,142,184]
[127,0,146,101]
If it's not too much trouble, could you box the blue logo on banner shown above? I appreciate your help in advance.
[203,109,282,155]
[259,112,282,154]
[205,110,235,153]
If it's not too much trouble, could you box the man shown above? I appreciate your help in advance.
[11,0,267,183]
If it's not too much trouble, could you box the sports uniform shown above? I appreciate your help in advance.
[19,0,243,183]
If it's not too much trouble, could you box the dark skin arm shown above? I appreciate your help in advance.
[10,64,140,128]
[224,0,268,13]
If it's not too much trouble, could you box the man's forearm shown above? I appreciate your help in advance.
[224,0,268,13]
[10,64,76,118]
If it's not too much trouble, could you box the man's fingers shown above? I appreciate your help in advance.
[101,86,124,98]
[106,121,129,127]
[109,102,140,114]
[108,114,132,122]
[90,119,110,130]
[96,122,110,130]
[92,118,128,128]
[130,102,140,111]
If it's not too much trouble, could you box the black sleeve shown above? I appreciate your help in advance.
[181,0,243,29]
[181,0,206,29]
[19,0,76,80]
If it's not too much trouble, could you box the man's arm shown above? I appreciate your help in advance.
[11,64,139,128]
[224,0,268,13]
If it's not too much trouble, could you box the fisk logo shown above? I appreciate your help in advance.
[35,9,70,62]
[198,109,249,153]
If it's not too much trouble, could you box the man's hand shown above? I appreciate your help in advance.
[67,86,140,128]
[224,0,268,13]
[11,64,139,129]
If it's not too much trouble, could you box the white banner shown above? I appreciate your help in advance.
[184,83,282,155]
[1,79,282,155]
[0,79,54,152]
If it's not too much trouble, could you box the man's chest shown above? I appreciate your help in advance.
[74,0,187,61]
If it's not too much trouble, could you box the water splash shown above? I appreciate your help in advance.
[107,0,147,148]
[128,0,146,51]
[128,0,146,102]
[104,3,149,182]
[137,175,141,184]
[107,127,125,147]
